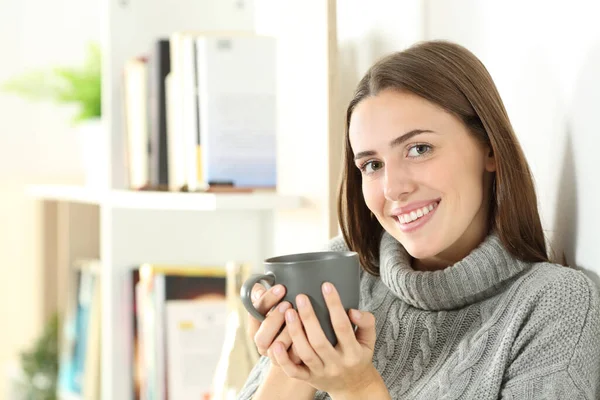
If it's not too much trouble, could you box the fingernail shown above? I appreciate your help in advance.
[296,295,307,308]
[273,285,284,295]
[252,289,265,301]
[322,282,333,295]
[278,302,291,313]
[285,309,296,322]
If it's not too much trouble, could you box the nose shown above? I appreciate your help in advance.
[383,165,415,201]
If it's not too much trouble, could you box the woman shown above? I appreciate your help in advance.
[237,40,600,399]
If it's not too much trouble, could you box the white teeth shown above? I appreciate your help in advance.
[397,201,438,224]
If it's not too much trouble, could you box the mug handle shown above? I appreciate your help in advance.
[240,272,277,321]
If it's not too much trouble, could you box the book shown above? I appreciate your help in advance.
[196,34,277,188]
[148,39,171,189]
[135,264,227,400]
[57,260,102,399]
[169,31,206,192]
[123,56,150,190]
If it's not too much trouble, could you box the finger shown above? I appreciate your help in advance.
[349,309,377,350]
[247,284,267,334]
[289,344,303,365]
[254,301,291,356]
[269,346,302,366]
[270,347,302,367]
[251,283,266,303]
[296,294,339,363]
[285,308,325,372]
[266,327,293,365]
[247,284,286,335]
[272,341,310,380]
[268,329,302,365]
[322,282,358,352]
[253,284,286,315]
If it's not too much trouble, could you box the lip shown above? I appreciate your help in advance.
[394,200,440,233]
[390,198,441,216]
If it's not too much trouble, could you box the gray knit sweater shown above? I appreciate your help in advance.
[238,232,600,399]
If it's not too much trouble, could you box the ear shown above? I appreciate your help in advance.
[485,147,496,172]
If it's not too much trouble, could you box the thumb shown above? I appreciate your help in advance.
[349,309,376,350]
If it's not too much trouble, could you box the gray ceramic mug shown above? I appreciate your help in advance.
[240,251,360,346]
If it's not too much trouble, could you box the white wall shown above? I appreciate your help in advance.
[426,0,600,283]
[337,0,425,83]
[255,0,340,254]
[333,0,599,284]
[0,0,99,395]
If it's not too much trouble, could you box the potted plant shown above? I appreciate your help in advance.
[1,42,103,187]
[6,313,60,400]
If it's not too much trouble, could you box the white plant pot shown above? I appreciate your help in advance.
[76,118,106,188]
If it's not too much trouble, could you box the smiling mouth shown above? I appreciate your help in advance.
[395,200,440,225]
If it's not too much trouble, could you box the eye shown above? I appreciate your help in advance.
[359,160,384,175]
[407,144,432,158]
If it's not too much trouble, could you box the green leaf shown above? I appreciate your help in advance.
[18,313,59,400]
[1,41,102,125]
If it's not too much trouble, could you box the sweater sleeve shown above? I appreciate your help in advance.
[500,269,600,400]
[236,356,271,400]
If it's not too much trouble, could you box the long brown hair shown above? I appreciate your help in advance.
[338,40,550,275]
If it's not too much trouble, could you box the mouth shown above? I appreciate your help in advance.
[393,200,440,232]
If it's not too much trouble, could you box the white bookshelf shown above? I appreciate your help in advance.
[30,183,302,400]
[28,0,342,399]
[24,1,291,399]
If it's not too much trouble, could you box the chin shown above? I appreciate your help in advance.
[402,242,439,260]
[390,229,440,260]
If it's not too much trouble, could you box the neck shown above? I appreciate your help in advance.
[412,256,453,271]
[412,211,491,272]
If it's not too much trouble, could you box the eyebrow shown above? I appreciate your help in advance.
[353,129,436,161]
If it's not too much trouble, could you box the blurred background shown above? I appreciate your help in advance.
[0,0,598,399]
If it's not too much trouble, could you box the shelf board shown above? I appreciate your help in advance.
[27,184,304,211]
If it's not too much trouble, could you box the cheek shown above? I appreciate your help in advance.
[441,154,486,205]
[361,179,384,214]
[415,159,453,192]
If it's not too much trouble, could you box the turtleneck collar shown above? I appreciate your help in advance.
[378,231,531,311]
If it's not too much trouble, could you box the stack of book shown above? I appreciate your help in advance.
[56,260,259,400]
[123,33,278,193]
[131,264,228,400]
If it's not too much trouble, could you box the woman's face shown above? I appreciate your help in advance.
[349,89,496,270]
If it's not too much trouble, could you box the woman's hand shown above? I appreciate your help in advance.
[247,283,302,365]
[271,282,388,398]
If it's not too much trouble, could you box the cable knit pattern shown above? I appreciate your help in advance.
[237,232,600,400]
